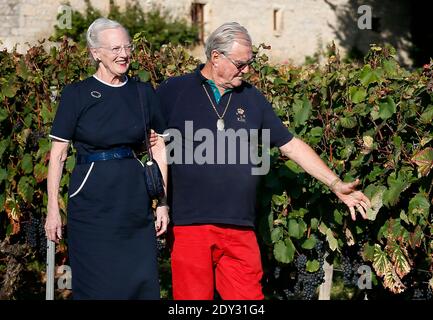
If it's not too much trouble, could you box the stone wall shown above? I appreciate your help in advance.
[197,0,411,65]
[0,0,103,51]
[0,0,412,65]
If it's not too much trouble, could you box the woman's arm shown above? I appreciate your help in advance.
[45,140,69,243]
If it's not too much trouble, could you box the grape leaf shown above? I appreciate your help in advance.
[411,147,433,177]
[274,239,295,264]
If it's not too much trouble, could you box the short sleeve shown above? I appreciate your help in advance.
[49,84,78,142]
[145,83,167,134]
[256,89,293,147]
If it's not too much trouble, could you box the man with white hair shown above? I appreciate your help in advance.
[157,22,370,300]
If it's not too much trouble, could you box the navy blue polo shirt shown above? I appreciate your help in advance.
[156,65,293,227]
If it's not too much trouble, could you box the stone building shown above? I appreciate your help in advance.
[0,0,412,65]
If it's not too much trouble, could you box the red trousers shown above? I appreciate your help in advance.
[170,224,264,300]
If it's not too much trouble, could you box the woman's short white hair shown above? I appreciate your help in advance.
[86,17,130,64]
[86,17,129,48]
[204,22,252,60]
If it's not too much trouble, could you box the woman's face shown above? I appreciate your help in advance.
[91,28,132,78]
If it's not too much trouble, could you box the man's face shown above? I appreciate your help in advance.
[214,41,254,89]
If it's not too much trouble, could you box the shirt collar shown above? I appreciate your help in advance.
[194,64,234,94]
[195,64,208,84]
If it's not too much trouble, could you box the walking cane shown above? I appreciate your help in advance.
[46,239,55,300]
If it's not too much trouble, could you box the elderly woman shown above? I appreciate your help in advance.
[45,17,169,299]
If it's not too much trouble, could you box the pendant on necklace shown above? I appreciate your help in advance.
[217,119,225,131]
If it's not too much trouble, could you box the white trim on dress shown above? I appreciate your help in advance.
[92,75,128,87]
[49,134,70,142]
[70,162,95,198]
[136,158,145,167]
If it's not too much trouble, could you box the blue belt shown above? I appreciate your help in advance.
[76,147,135,164]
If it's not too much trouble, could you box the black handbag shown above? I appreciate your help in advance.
[136,81,165,200]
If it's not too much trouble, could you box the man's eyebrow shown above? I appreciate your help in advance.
[235,57,254,64]
[234,56,253,62]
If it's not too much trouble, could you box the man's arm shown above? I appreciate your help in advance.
[279,137,371,221]
[151,135,170,236]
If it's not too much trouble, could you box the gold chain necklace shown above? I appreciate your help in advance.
[202,84,232,131]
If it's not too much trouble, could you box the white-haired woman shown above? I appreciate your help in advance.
[45,17,169,299]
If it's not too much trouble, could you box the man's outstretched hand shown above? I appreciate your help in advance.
[332,179,371,221]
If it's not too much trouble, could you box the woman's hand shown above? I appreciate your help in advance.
[332,179,371,221]
[149,129,169,148]
[149,129,158,147]
[155,205,170,236]
[45,209,63,243]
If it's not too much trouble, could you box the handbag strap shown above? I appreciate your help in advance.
[136,80,154,161]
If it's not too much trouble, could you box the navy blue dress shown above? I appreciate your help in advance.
[50,76,166,299]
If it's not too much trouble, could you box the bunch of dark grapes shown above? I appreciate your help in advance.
[296,254,307,270]
[282,288,294,299]
[273,266,281,279]
[413,288,424,300]
[412,284,433,300]
[293,241,326,300]
[28,129,46,149]
[269,263,297,300]
[22,213,46,259]
[22,217,38,248]
[38,218,47,257]
[341,255,353,285]
[156,237,166,259]
[315,240,323,253]
[341,246,364,287]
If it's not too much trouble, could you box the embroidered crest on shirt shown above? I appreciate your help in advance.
[91,91,102,98]
[236,107,246,122]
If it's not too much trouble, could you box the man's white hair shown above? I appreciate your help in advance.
[204,22,252,60]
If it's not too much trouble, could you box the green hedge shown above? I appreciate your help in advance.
[0,37,432,299]
[52,0,198,50]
